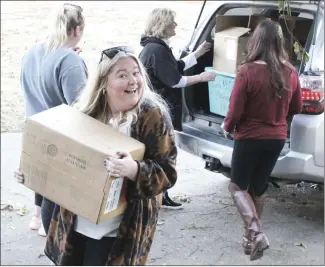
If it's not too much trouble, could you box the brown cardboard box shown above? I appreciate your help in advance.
[213,26,250,74]
[19,104,145,224]
[213,15,270,74]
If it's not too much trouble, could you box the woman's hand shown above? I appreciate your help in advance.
[199,71,216,82]
[73,46,82,54]
[194,41,212,59]
[14,170,24,184]
[221,121,234,140]
[104,151,138,181]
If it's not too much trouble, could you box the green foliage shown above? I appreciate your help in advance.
[278,0,291,15]
[277,0,310,63]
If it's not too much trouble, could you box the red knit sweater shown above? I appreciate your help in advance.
[223,62,303,140]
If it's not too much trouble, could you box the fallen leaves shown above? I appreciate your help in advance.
[16,206,29,216]
[157,220,165,226]
[1,202,29,216]
[172,194,191,203]
[1,204,14,211]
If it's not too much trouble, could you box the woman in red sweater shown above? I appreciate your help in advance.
[222,20,302,261]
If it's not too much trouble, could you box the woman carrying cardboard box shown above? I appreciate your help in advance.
[16,3,88,237]
[221,20,302,261]
[15,46,178,265]
[139,8,216,208]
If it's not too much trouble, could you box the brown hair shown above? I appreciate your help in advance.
[243,19,289,99]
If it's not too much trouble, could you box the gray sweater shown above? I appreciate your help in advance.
[20,43,88,117]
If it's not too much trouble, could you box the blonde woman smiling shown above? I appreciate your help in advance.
[15,46,177,265]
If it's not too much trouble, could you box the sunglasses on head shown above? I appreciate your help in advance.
[99,46,134,63]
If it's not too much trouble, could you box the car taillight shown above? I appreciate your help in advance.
[299,74,324,115]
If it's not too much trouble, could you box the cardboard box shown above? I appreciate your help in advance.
[213,26,250,74]
[213,15,270,74]
[19,104,145,224]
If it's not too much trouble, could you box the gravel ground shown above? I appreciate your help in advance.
[1,0,209,133]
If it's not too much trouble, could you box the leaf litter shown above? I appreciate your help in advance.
[1,201,29,216]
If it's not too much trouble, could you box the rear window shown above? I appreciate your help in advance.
[224,7,264,16]
[210,6,317,72]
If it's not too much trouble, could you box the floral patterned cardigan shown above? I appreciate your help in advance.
[44,101,178,265]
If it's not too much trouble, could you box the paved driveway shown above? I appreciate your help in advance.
[1,133,324,265]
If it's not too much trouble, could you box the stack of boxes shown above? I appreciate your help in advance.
[206,14,312,117]
[207,15,270,116]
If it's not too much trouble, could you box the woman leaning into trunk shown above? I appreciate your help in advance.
[222,20,303,261]
[139,8,216,208]
[15,46,177,265]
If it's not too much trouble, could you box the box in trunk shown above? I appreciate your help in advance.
[205,67,235,116]
[213,15,270,74]
[19,104,145,224]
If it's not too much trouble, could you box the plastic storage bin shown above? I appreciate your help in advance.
[205,67,236,117]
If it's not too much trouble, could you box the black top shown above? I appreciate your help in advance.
[139,36,185,91]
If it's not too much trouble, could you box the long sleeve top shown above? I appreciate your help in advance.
[224,62,303,140]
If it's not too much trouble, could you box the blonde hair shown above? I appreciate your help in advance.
[144,8,176,39]
[44,3,85,53]
[73,52,170,129]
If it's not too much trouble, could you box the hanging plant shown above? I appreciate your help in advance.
[277,0,310,63]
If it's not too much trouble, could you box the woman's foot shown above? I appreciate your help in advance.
[29,215,41,230]
[250,232,269,261]
[162,191,182,209]
[242,236,252,255]
[243,232,269,259]
[228,182,269,260]
[38,223,47,237]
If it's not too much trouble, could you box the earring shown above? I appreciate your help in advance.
[102,89,106,95]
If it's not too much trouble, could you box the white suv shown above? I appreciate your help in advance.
[175,1,324,184]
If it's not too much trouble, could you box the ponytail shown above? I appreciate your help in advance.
[44,3,84,53]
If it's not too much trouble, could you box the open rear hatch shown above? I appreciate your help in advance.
[181,1,322,149]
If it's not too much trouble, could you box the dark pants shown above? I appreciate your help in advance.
[35,193,43,207]
[158,87,182,131]
[35,192,55,234]
[70,231,116,266]
[41,197,56,234]
[231,139,285,196]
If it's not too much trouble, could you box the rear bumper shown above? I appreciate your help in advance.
[175,129,324,184]
[273,151,324,183]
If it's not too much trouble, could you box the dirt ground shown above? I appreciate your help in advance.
[1,0,208,133]
[1,2,324,266]
[1,133,324,265]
